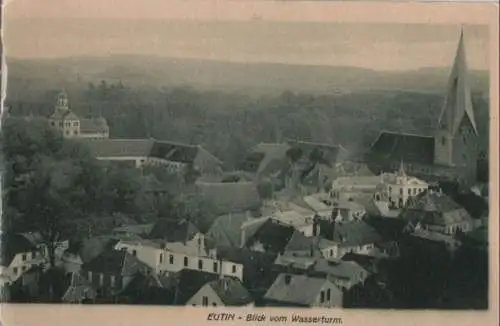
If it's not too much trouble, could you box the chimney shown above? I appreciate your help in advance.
[222,278,229,291]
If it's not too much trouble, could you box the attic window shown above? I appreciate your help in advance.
[232,265,237,273]
[284,274,292,285]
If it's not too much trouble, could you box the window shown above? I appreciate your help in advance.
[213,262,218,273]
[408,188,411,195]
[159,253,163,264]
[388,186,392,192]
[198,260,203,270]
[51,121,55,126]
[169,255,174,264]
[184,257,189,267]
[73,122,79,127]
[65,130,70,135]
[22,266,27,272]
[132,250,137,256]
[232,265,237,273]
[320,291,325,303]
[212,303,217,307]
[22,253,27,261]
[399,188,403,195]
[202,296,208,306]
[330,249,333,257]
[73,130,78,135]
[442,136,446,145]
[198,237,202,246]
[326,289,331,301]
[13,267,18,275]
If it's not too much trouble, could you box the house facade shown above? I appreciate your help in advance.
[0,234,46,285]
[186,277,254,307]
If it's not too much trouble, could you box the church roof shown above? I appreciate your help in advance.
[365,131,435,165]
[437,29,478,136]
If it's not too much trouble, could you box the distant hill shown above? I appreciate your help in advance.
[5,56,489,100]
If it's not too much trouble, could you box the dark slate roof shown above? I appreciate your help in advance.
[341,253,380,274]
[175,269,220,305]
[0,233,38,267]
[264,273,334,306]
[207,278,253,306]
[366,131,435,165]
[147,218,199,242]
[319,220,382,247]
[149,141,198,164]
[80,139,153,157]
[245,219,296,253]
[80,139,216,164]
[82,249,149,276]
[79,117,109,133]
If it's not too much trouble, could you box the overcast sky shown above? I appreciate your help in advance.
[3,0,490,71]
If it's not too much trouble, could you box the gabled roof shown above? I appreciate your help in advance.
[0,233,38,267]
[264,273,335,306]
[80,139,153,157]
[437,29,478,135]
[206,211,253,248]
[82,249,149,276]
[175,269,220,304]
[319,220,382,247]
[207,277,253,306]
[62,272,97,303]
[79,138,219,165]
[365,131,435,165]
[313,259,367,283]
[147,218,200,242]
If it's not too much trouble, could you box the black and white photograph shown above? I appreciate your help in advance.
[0,0,494,313]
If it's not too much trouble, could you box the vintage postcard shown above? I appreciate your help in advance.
[0,0,498,325]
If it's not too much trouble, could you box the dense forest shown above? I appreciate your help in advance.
[6,80,490,170]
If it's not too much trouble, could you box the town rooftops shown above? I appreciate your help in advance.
[79,138,221,165]
[402,191,473,226]
[263,273,334,306]
[206,277,253,306]
[0,233,38,267]
[320,219,382,247]
[206,211,253,248]
[239,140,341,177]
[147,218,200,242]
[365,131,435,165]
[82,249,150,276]
[243,218,296,253]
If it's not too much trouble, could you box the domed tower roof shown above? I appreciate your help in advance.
[55,89,69,110]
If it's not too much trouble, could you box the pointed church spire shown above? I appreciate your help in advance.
[437,27,478,136]
[398,159,406,177]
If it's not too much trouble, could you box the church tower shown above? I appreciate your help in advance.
[434,28,479,185]
[48,90,81,138]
